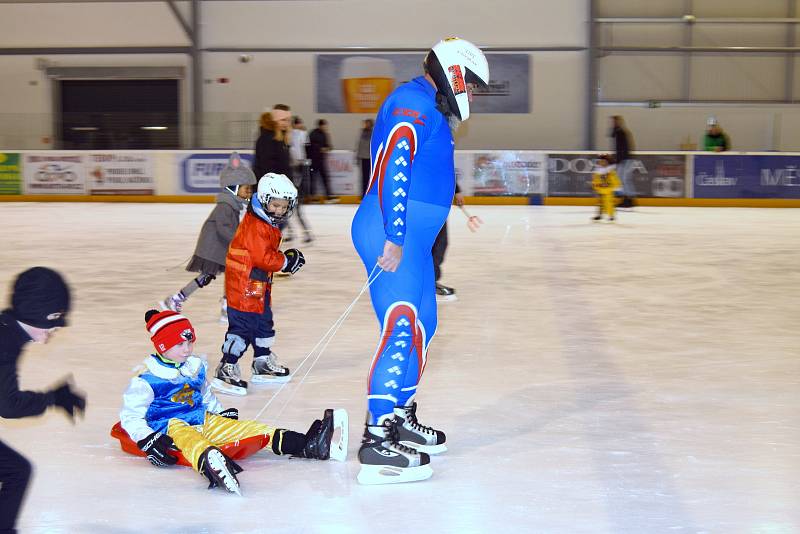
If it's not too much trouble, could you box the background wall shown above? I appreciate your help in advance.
[1,0,799,151]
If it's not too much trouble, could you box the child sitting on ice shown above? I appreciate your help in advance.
[120,309,346,495]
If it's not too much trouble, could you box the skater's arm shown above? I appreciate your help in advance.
[251,227,287,273]
[375,100,437,247]
[200,361,224,414]
[0,361,55,418]
[213,204,239,243]
[120,377,156,443]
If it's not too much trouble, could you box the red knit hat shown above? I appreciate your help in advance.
[144,309,196,354]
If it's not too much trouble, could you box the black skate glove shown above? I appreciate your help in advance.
[51,382,86,421]
[137,431,179,467]
[219,408,239,420]
[281,249,305,274]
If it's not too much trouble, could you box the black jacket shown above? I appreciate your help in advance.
[308,128,331,163]
[253,128,291,180]
[0,311,55,419]
[611,126,631,162]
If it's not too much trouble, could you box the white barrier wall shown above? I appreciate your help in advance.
[4,149,800,202]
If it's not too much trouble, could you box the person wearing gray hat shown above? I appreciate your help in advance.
[1,266,86,533]
[158,152,257,321]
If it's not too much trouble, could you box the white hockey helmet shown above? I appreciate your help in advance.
[424,37,490,121]
[252,173,297,224]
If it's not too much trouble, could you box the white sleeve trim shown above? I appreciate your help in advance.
[200,360,224,414]
[120,377,156,443]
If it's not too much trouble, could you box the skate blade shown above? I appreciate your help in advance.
[435,294,458,303]
[399,440,447,455]
[250,374,292,384]
[330,408,348,462]
[210,378,247,396]
[357,464,433,485]
[218,316,228,325]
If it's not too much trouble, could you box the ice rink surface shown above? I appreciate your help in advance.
[1,202,798,534]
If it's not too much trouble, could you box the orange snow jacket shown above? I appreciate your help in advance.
[224,210,285,314]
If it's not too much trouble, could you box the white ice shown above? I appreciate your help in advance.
[1,203,798,534]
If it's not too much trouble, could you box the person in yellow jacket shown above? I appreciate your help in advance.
[592,154,622,221]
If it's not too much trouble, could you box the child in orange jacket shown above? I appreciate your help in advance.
[211,173,306,396]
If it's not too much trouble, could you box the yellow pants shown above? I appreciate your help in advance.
[167,413,276,472]
[598,192,616,217]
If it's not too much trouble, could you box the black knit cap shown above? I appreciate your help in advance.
[10,267,71,328]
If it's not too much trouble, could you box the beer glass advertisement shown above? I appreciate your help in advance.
[547,154,687,197]
[316,53,529,114]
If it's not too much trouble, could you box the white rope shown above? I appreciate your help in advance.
[252,263,383,422]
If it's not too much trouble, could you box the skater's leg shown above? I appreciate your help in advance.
[251,300,290,382]
[212,307,254,395]
[0,439,32,532]
[167,418,215,472]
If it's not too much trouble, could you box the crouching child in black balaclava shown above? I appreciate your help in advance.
[0,267,86,534]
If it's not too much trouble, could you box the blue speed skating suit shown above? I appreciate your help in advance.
[351,76,455,425]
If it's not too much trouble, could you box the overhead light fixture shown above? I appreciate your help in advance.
[71,126,98,131]
[141,126,168,131]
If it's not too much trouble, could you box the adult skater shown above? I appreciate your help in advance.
[350,37,489,484]
[0,267,86,532]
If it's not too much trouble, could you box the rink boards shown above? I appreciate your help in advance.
[1,150,799,207]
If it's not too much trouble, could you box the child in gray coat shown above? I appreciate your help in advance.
[159,152,256,319]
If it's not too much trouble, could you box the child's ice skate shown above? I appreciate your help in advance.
[198,446,243,496]
[299,408,348,462]
[158,291,186,313]
[393,402,447,454]
[357,418,433,485]
[251,353,291,383]
[211,362,248,396]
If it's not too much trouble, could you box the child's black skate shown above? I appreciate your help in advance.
[393,402,447,454]
[251,353,291,383]
[300,408,348,462]
[357,418,432,485]
[198,446,243,496]
[211,362,248,396]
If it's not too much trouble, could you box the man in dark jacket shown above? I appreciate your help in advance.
[609,115,636,208]
[308,119,337,203]
[0,267,86,533]
[253,104,292,181]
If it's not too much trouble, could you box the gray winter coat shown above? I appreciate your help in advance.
[192,192,246,266]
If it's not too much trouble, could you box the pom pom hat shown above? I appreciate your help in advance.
[144,309,196,354]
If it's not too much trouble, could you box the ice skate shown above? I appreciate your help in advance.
[393,402,447,454]
[357,418,433,485]
[251,353,291,384]
[158,291,185,313]
[218,297,228,325]
[300,408,348,462]
[435,282,458,302]
[302,231,314,244]
[211,362,248,396]
[198,446,242,496]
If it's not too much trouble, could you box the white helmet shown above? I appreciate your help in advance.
[424,37,490,121]
[252,173,297,224]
